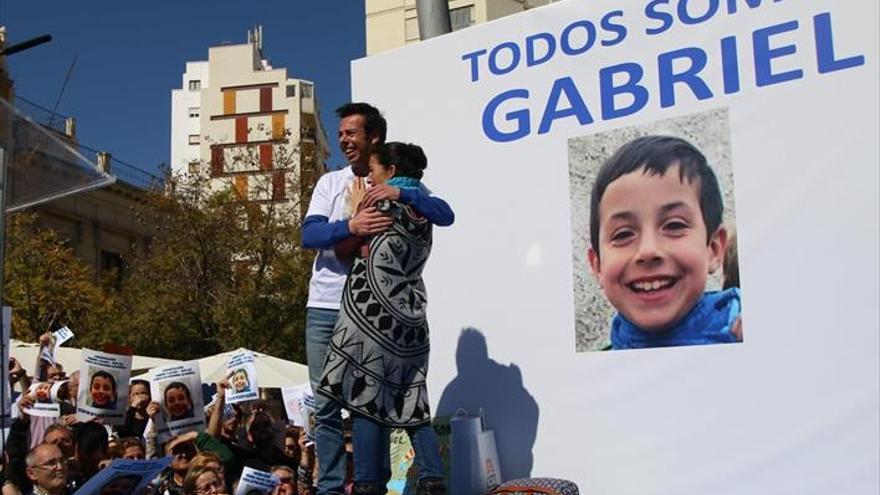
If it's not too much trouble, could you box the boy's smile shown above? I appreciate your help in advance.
[588,164,726,332]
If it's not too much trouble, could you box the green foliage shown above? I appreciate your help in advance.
[3,170,314,364]
[3,212,113,341]
[108,171,313,363]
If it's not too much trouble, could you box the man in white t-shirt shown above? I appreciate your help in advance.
[302,102,453,494]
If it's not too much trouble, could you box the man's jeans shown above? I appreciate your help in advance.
[306,307,346,495]
[352,413,444,489]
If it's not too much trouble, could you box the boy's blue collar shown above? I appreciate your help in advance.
[610,288,741,350]
[386,177,421,190]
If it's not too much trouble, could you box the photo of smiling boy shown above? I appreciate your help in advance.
[586,135,742,349]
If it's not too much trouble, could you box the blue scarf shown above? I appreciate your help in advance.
[610,288,741,350]
[386,177,421,190]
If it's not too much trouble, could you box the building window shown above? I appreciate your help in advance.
[188,107,200,118]
[301,83,313,98]
[450,6,475,31]
[188,134,200,145]
[188,79,201,91]
[100,250,124,289]
[286,84,296,97]
[188,161,200,174]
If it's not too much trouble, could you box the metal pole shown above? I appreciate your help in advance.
[416,0,452,40]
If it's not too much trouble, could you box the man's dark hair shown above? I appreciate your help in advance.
[589,135,724,257]
[335,102,387,144]
[377,142,427,181]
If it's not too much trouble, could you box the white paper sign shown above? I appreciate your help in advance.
[40,326,74,365]
[280,383,312,427]
[76,349,131,425]
[234,467,279,495]
[23,382,59,418]
[225,350,259,405]
[150,361,205,443]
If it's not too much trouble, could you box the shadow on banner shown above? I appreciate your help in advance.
[436,327,539,480]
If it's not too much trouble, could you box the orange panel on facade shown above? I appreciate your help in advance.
[259,144,273,170]
[272,114,285,140]
[223,89,236,114]
[234,175,248,200]
[235,117,248,143]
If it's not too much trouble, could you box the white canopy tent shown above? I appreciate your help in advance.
[136,348,309,389]
[9,339,180,376]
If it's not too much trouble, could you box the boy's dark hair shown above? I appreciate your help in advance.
[335,102,387,144]
[590,135,724,257]
[377,142,427,180]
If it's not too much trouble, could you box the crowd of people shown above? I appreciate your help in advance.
[1,344,331,495]
[1,101,455,495]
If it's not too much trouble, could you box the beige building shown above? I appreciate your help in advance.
[366,0,553,55]
[171,28,329,218]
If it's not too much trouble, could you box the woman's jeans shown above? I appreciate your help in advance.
[352,412,445,490]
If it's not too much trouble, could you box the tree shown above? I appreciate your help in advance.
[3,212,113,341]
[109,142,315,363]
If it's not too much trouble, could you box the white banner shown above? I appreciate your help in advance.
[352,1,879,493]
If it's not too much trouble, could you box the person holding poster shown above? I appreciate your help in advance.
[586,136,742,349]
[77,350,131,425]
[318,142,446,495]
[302,103,453,495]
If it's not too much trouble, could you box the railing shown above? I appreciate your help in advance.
[14,96,68,134]
[77,143,165,191]
[15,96,164,191]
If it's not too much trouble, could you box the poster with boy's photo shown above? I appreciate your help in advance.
[225,349,259,405]
[149,361,205,443]
[23,381,59,417]
[72,457,170,495]
[568,107,742,352]
[76,349,132,424]
[234,467,279,495]
[39,326,74,365]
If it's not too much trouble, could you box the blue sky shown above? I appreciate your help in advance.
[1,1,365,175]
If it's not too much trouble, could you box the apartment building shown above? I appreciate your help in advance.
[366,0,553,55]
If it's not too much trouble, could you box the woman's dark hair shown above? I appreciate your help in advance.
[129,379,150,394]
[76,421,109,477]
[376,142,427,181]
